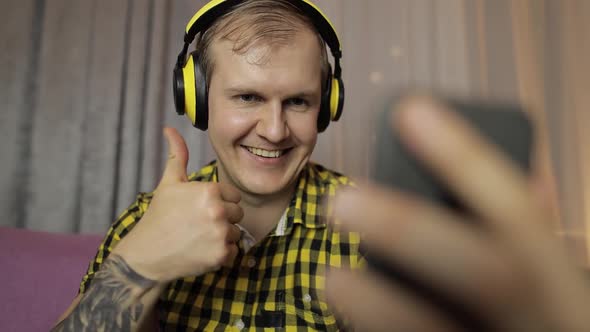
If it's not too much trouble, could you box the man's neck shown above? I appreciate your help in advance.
[237,184,296,241]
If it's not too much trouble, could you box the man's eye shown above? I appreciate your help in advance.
[286,98,309,107]
[238,94,260,103]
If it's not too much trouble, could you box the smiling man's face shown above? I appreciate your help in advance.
[207,27,323,199]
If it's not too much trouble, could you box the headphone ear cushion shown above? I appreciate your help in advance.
[317,73,332,133]
[330,76,345,121]
[173,65,186,115]
[193,52,209,131]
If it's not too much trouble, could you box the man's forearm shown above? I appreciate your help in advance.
[52,254,160,332]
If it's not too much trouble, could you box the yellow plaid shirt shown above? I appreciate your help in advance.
[79,161,363,331]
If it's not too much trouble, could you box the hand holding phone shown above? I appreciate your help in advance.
[368,95,533,331]
[326,94,590,332]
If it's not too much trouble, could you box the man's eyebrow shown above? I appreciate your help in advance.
[224,87,260,95]
[286,91,319,100]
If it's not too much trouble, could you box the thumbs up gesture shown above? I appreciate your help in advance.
[112,127,244,284]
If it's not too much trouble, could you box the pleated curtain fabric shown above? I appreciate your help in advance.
[1,0,588,264]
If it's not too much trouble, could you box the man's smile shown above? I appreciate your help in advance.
[241,145,294,159]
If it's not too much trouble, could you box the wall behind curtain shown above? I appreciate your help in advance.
[1,0,588,263]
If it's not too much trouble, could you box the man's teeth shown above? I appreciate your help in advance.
[246,146,283,158]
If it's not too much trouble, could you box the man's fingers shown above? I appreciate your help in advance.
[218,182,241,203]
[390,96,580,307]
[160,127,189,186]
[226,224,241,243]
[332,185,516,313]
[224,202,244,224]
[326,268,461,332]
[393,96,541,237]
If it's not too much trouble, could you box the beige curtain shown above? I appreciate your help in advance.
[510,0,590,265]
[1,0,588,264]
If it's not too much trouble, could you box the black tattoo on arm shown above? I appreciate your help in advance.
[52,254,157,332]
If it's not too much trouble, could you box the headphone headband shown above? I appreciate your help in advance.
[182,0,341,62]
[295,0,341,57]
[184,0,240,43]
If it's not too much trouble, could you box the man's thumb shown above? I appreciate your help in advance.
[160,127,189,185]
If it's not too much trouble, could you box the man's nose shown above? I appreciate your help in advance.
[255,101,290,143]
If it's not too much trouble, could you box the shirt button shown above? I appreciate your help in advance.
[303,293,312,303]
[247,258,256,268]
[234,319,245,330]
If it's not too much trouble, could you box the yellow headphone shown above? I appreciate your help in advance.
[172,0,344,132]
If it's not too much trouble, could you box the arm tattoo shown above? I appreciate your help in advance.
[52,254,157,332]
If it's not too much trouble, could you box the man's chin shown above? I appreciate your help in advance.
[240,181,293,197]
[234,172,301,199]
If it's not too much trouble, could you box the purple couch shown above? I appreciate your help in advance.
[0,227,102,332]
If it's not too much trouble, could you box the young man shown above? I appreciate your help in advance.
[53,1,360,331]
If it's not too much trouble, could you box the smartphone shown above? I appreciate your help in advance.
[368,96,534,331]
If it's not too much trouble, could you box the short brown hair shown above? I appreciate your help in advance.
[195,0,331,88]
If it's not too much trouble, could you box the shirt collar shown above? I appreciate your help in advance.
[285,163,328,231]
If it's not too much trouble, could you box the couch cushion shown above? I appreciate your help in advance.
[0,227,102,332]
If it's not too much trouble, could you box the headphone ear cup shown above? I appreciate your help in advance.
[179,53,198,127]
[330,76,345,121]
[317,72,332,133]
[180,52,209,130]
